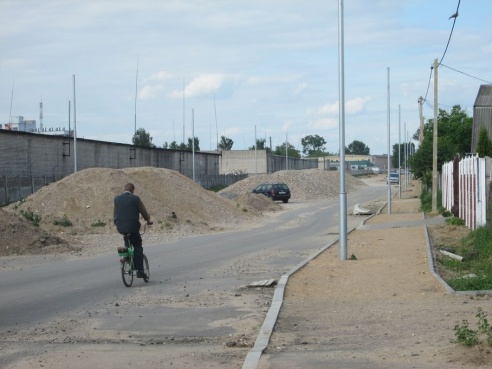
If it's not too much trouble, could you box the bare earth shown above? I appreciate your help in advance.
[259,180,492,369]
[1,170,491,368]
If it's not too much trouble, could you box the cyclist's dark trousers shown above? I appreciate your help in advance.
[129,232,144,271]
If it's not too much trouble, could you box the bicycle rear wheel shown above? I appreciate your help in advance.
[142,254,150,283]
[121,258,133,287]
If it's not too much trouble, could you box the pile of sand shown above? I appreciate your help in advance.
[4,167,263,236]
[1,168,367,256]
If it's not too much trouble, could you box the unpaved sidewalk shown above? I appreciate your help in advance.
[258,186,492,369]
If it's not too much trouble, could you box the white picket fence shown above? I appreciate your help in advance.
[442,155,488,229]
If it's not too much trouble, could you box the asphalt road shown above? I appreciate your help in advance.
[0,185,387,368]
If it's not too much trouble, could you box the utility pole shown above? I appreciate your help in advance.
[432,59,438,211]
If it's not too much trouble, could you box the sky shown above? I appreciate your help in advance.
[1,0,491,155]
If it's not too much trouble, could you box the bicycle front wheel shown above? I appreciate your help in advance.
[142,254,150,283]
[121,258,133,287]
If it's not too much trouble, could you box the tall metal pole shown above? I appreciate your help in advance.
[432,59,439,211]
[285,133,288,170]
[214,93,218,151]
[338,0,347,260]
[418,96,424,143]
[9,79,14,124]
[387,67,391,214]
[398,104,401,198]
[192,109,195,182]
[404,122,407,190]
[134,54,139,135]
[255,125,257,175]
[183,77,185,144]
[73,74,77,173]
[406,129,410,187]
[68,100,71,135]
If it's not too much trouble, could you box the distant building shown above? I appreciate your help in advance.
[2,116,72,136]
[3,116,36,132]
[471,84,492,153]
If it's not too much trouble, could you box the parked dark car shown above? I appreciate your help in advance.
[252,183,291,203]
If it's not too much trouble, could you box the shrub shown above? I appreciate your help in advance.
[20,209,41,227]
[453,308,492,347]
[53,216,73,227]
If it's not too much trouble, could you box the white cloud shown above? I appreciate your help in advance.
[346,97,371,114]
[145,71,172,82]
[294,82,308,95]
[139,85,163,100]
[169,74,225,98]
[310,118,338,130]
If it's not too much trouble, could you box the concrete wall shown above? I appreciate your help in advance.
[220,150,268,174]
[220,150,318,174]
[0,130,220,178]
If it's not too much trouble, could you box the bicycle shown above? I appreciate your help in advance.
[117,225,150,287]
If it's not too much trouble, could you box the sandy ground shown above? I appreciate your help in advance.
[258,181,492,369]
[2,173,491,368]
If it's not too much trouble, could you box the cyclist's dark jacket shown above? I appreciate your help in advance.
[113,191,150,234]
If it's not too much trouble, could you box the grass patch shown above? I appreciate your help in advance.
[91,220,106,227]
[20,209,41,227]
[52,216,73,227]
[439,226,492,291]
[420,189,492,290]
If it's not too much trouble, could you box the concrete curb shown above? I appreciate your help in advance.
[423,214,492,296]
[241,204,385,369]
[242,202,492,369]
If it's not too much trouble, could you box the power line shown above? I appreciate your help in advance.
[423,67,434,102]
[423,0,461,102]
[440,63,492,85]
[439,0,460,66]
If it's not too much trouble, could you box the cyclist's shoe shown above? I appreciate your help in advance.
[137,271,147,278]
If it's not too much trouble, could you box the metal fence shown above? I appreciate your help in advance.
[0,175,57,207]
[0,173,249,207]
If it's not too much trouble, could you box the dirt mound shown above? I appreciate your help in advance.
[0,208,74,256]
[4,167,260,237]
[218,169,366,200]
[234,193,282,212]
[1,168,367,257]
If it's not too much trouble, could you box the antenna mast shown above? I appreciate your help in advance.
[39,98,44,131]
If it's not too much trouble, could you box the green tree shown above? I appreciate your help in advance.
[347,140,370,155]
[186,137,200,152]
[218,135,234,150]
[248,138,271,153]
[409,105,472,188]
[273,142,301,158]
[301,134,326,157]
[132,128,155,147]
[392,142,415,169]
[476,126,492,158]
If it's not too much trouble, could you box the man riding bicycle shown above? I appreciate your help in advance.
[113,183,153,278]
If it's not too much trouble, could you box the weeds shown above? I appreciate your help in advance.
[446,217,465,226]
[52,216,73,227]
[91,220,106,227]
[439,226,492,291]
[20,209,41,227]
[453,308,492,347]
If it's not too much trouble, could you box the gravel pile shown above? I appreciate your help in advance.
[219,169,367,200]
[5,167,261,236]
[1,167,367,257]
